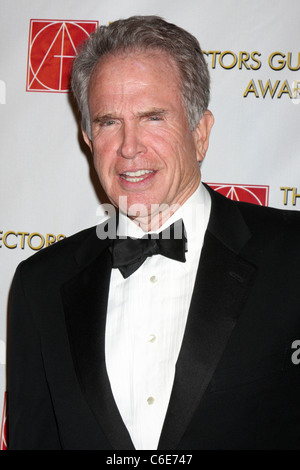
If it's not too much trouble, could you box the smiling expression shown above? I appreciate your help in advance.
[83,50,214,230]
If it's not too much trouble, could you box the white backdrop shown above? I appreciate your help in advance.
[1,0,299,449]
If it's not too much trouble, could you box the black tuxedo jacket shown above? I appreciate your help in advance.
[7,186,300,450]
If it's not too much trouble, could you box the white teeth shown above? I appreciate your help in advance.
[121,169,154,182]
[123,170,153,177]
[121,176,145,182]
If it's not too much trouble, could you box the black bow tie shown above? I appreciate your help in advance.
[110,219,187,278]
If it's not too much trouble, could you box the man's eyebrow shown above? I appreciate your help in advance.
[93,108,168,123]
[136,108,168,118]
[93,113,116,123]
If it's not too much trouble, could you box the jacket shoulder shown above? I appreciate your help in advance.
[15,226,97,279]
[237,199,300,233]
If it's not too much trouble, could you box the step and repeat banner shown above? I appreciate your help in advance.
[1,0,299,449]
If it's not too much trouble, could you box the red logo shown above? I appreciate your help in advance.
[26,19,98,92]
[207,183,269,206]
[0,392,7,450]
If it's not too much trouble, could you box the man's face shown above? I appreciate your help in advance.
[83,50,214,229]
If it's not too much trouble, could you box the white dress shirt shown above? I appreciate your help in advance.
[105,183,211,450]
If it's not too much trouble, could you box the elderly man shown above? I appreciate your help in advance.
[8,16,300,450]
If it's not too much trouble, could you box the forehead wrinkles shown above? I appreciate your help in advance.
[89,49,182,94]
[89,51,184,118]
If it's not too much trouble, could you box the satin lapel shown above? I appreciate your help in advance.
[61,225,134,450]
[158,187,257,450]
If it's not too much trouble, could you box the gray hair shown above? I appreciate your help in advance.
[71,15,210,139]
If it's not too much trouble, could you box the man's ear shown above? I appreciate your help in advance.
[82,129,93,153]
[192,110,214,163]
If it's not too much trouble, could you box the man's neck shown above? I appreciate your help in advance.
[128,204,182,233]
[118,182,205,238]
[126,181,202,233]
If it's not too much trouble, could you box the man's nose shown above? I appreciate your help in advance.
[118,122,146,159]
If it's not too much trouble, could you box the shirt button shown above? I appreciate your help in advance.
[150,275,158,283]
[147,397,155,405]
[148,334,156,343]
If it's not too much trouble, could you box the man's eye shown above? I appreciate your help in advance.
[102,120,116,126]
[148,115,162,121]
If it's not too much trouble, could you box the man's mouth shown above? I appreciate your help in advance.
[120,169,155,183]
